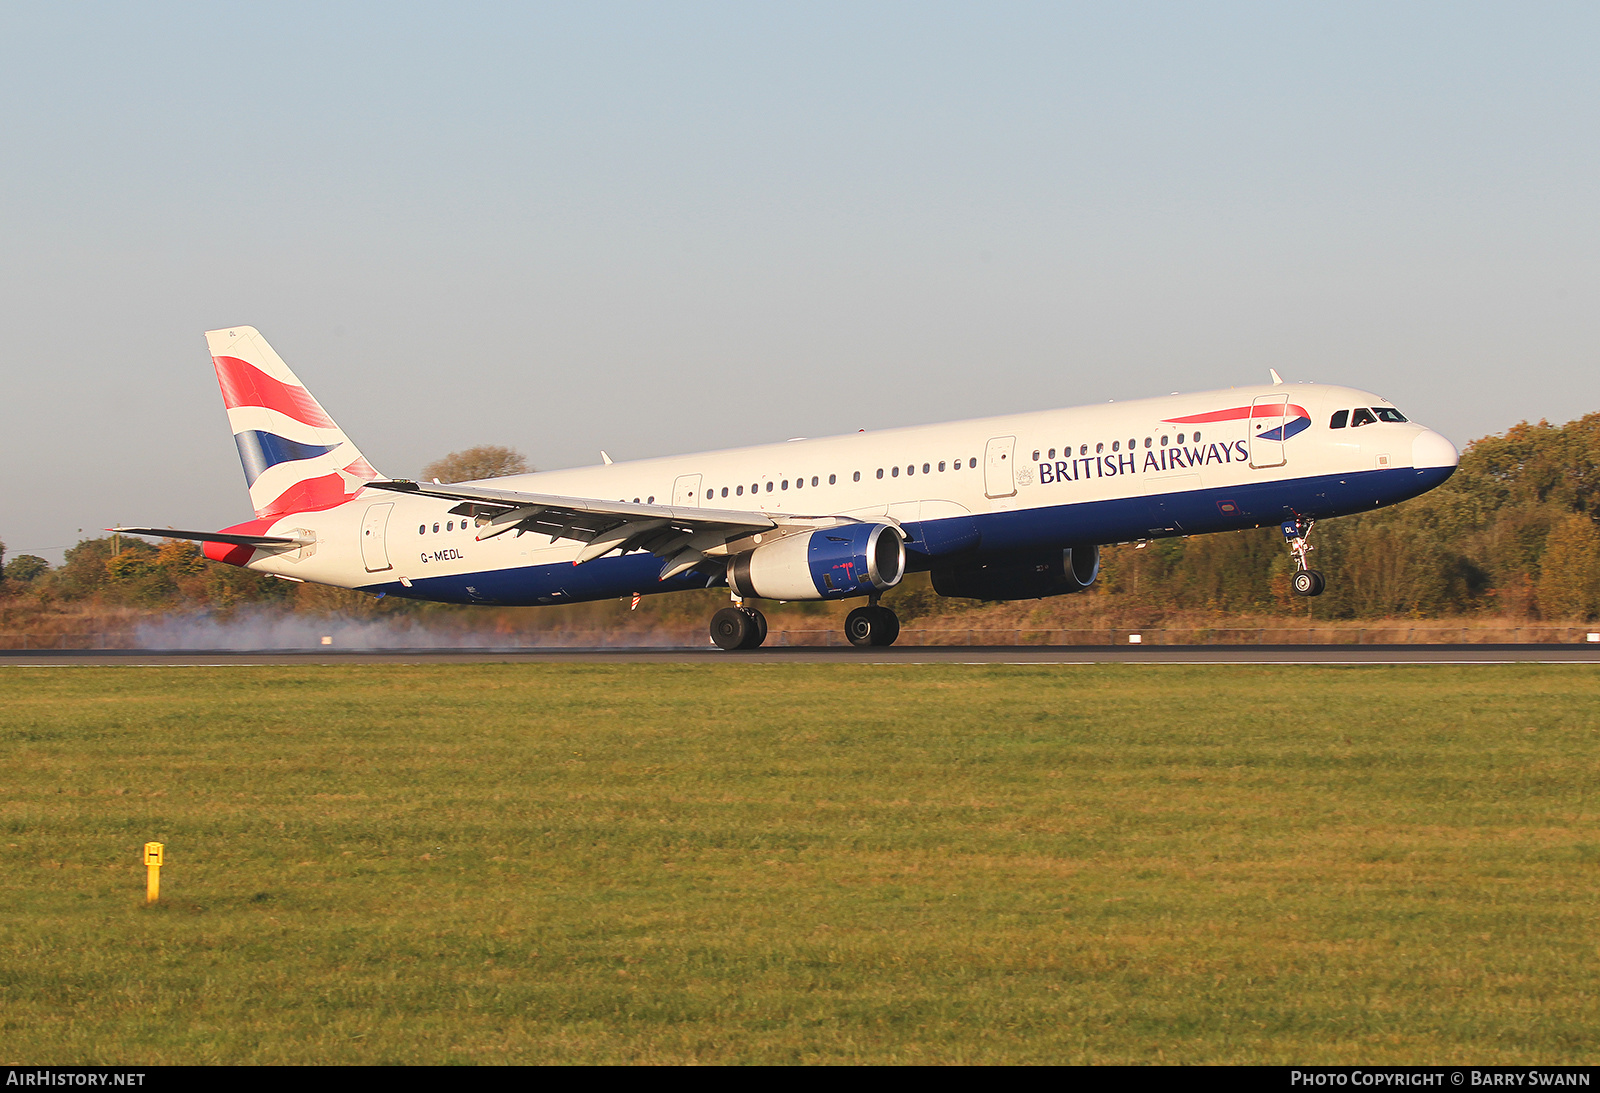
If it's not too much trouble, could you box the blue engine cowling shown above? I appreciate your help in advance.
[727,523,906,601]
[931,545,1099,601]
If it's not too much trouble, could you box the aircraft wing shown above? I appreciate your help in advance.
[364,479,813,580]
[110,527,313,549]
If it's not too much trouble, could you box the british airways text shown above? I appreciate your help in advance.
[1038,440,1250,484]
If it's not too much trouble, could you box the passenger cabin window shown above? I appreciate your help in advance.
[1032,449,1040,461]
[1096,443,1104,454]
[1177,433,1185,444]
[737,485,744,496]
[722,487,729,497]
[1330,410,1349,429]
[1112,441,1120,452]
[1351,408,1377,427]
[1144,437,1152,448]
[938,461,946,472]
[892,466,900,477]
[764,482,773,492]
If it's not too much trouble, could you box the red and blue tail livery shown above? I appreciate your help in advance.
[207,327,380,519]
[115,326,1459,649]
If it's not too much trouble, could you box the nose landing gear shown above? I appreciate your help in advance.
[1284,518,1325,597]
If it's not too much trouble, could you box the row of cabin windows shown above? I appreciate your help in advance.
[1330,407,1408,429]
[414,430,1231,532]
[877,457,979,480]
[706,473,840,500]
[1031,432,1202,462]
[447,451,1016,518]
[677,458,984,499]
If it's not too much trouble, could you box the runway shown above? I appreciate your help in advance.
[4,644,1600,666]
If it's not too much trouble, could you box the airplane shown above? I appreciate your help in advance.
[117,326,1460,649]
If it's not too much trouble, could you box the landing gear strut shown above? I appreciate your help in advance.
[710,602,767,650]
[845,604,900,647]
[1283,518,1325,597]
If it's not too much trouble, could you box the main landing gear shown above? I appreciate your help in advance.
[845,603,900,647]
[710,603,768,650]
[1284,518,1326,597]
[708,596,903,650]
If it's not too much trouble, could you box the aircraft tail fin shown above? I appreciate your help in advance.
[205,326,382,519]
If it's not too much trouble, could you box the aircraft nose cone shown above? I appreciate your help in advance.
[1412,429,1459,469]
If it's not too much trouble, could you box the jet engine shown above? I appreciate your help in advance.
[931,545,1099,601]
[727,523,906,601]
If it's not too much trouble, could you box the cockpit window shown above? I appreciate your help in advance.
[1350,408,1377,427]
[1375,408,1408,422]
[1329,410,1349,429]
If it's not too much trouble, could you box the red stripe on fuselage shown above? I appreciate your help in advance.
[1163,404,1309,424]
[213,356,336,429]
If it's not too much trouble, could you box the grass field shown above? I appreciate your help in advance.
[2,664,1597,1064]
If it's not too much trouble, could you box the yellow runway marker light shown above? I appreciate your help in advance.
[143,842,163,903]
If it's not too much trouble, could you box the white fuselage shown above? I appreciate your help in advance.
[235,381,1458,605]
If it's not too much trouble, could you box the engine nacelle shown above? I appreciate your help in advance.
[727,523,906,601]
[931,545,1099,601]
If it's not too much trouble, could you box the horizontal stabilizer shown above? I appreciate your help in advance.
[110,527,313,549]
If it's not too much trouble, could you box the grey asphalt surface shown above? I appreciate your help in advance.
[4,644,1600,666]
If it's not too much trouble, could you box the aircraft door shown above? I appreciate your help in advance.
[1249,394,1289,469]
[984,436,1017,499]
[360,502,395,572]
[672,474,703,507]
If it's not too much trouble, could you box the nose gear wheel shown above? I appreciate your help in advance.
[1283,518,1326,597]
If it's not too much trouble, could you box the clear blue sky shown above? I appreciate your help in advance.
[2,2,1597,561]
